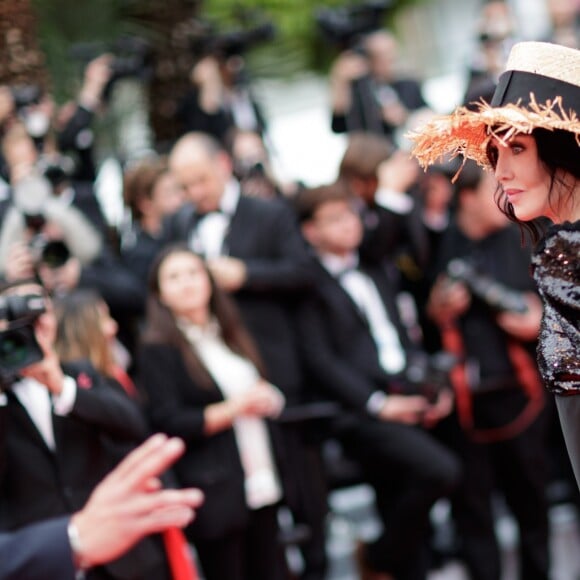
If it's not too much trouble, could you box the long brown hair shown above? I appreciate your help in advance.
[54,289,115,377]
[142,244,267,389]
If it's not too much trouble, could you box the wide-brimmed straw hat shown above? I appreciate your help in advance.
[409,41,580,170]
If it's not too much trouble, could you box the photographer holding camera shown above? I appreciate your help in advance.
[0,127,102,294]
[0,279,184,579]
[329,29,429,143]
[426,161,549,580]
[293,182,460,580]
[177,21,272,145]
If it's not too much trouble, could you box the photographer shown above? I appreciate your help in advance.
[0,279,181,579]
[426,161,549,580]
[177,28,269,145]
[329,30,429,142]
[55,53,114,183]
[0,128,102,292]
[293,182,459,580]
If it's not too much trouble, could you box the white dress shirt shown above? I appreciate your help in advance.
[319,252,406,375]
[10,376,78,450]
[179,319,283,509]
[189,180,240,259]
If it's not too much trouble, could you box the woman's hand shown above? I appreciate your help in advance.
[232,379,285,419]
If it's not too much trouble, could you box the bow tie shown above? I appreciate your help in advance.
[197,209,224,219]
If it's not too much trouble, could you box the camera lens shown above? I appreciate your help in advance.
[40,240,71,269]
[0,326,43,373]
[0,330,29,367]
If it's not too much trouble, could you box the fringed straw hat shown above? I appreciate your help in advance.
[409,41,580,171]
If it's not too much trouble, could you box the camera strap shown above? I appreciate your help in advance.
[440,321,544,443]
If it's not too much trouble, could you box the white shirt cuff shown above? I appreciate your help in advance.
[53,376,78,416]
[366,391,388,416]
[375,188,414,214]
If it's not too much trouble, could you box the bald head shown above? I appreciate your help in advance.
[364,31,398,82]
[169,132,232,213]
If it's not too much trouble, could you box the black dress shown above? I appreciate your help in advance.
[533,221,580,488]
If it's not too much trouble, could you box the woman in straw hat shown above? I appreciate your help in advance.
[410,41,580,487]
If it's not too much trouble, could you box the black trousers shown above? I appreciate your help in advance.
[555,394,580,493]
[440,387,550,580]
[340,418,461,580]
[194,504,289,580]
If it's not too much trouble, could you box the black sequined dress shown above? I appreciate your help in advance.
[532,221,580,395]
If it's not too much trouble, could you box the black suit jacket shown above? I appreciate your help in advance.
[0,362,159,580]
[295,258,414,414]
[164,195,313,401]
[331,75,427,138]
[0,516,75,580]
[177,87,267,144]
[136,342,249,541]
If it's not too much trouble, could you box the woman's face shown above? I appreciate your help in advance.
[150,172,186,219]
[491,133,560,222]
[157,252,212,318]
[97,301,118,342]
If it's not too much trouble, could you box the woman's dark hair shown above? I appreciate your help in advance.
[486,128,580,242]
[123,157,169,221]
[142,244,267,388]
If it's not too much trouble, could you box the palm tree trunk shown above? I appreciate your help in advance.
[0,0,48,88]
[132,0,201,148]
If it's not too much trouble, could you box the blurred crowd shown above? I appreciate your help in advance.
[0,1,579,579]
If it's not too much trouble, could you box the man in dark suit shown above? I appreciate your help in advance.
[164,132,328,579]
[0,434,204,580]
[329,30,429,141]
[165,131,312,405]
[0,280,173,580]
[293,183,460,580]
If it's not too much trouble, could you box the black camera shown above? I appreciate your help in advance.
[10,84,42,111]
[0,293,46,388]
[107,36,154,86]
[23,213,71,270]
[37,155,76,190]
[29,235,71,270]
[446,258,529,314]
[315,0,393,49]
[188,15,276,62]
[391,351,457,403]
[70,35,154,100]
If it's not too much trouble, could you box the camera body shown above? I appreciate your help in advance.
[10,85,42,111]
[69,36,154,100]
[14,175,73,271]
[391,350,457,403]
[188,16,276,81]
[0,293,46,388]
[315,0,393,49]
[446,258,529,314]
[28,233,71,270]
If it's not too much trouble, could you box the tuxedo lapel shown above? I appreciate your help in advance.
[225,196,250,257]
[361,264,409,348]
[315,261,370,328]
[4,390,55,456]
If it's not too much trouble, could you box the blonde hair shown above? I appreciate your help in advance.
[54,290,115,377]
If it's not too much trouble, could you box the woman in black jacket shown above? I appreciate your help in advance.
[136,244,289,580]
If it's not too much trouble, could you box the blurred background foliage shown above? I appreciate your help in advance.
[31,0,424,101]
